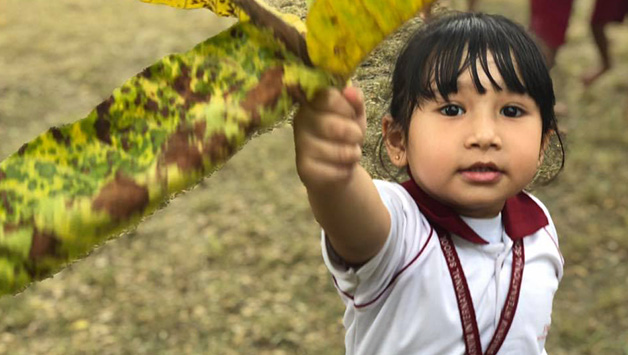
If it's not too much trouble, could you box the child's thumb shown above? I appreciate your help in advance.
[342,86,365,119]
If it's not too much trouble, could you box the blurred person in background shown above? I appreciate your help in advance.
[528,0,575,116]
[580,0,628,86]
[529,0,576,68]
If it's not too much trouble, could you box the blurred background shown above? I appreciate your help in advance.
[0,0,626,353]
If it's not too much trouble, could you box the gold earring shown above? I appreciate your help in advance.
[395,155,400,160]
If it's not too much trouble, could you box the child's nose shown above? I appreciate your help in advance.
[464,114,502,150]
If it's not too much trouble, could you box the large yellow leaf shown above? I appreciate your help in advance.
[306,0,433,78]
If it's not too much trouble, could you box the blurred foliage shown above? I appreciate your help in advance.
[0,0,627,354]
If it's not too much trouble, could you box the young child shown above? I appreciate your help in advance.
[293,12,565,354]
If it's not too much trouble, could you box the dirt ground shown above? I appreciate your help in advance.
[0,0,627,354]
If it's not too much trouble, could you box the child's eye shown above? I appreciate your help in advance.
[440,104,465,116]
[500,106,525,118]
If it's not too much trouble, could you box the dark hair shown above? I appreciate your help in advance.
[383,12,564,184]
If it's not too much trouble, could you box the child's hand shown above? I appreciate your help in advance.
[293,87,367,190]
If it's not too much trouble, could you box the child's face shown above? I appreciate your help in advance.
[403,55,543,218]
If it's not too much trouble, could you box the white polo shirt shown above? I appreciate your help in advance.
[322,180,563,355]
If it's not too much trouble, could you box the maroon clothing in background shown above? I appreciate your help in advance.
[530,0,575,49]
[591,0,628,24]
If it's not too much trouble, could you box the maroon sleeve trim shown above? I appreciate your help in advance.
[352,228,434,309]
[332,275,355,300]
[543,226,564,265]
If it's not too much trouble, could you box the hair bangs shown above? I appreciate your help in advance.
[426,28,529,103]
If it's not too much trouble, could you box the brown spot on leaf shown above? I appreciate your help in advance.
[29,229,59,261]
[140,66,152,79]
[49,127,70,146]
[230,27,244,39]
[17,143,28,156]
[94,95,115,145]
[160,107,169,118]
[240,66,284,129]
[92,172,149,221]
[96,96,114,118]
[162,127,203,172]
[0,169,5,181]
[173,65,191,96]
[173,64,210,109]
[94,117,112,145]
[49,127,63,142]
[145,98,159,112]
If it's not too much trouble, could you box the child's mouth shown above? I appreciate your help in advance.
[459,163,503,183]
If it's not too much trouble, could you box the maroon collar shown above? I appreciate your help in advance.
[401,178,548,244]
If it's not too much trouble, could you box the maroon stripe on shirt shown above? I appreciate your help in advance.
[354,228,434,309]
[543,226,564,265]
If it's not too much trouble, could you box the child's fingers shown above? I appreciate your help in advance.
[342,86,367,134]
[309,88,359,119]
[316,112,364,144]
[301,133,363,166]
[296,105,364,145]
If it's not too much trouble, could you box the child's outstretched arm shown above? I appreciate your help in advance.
[294,87,390,265]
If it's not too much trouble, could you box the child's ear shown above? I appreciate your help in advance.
[382,114,408,167]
